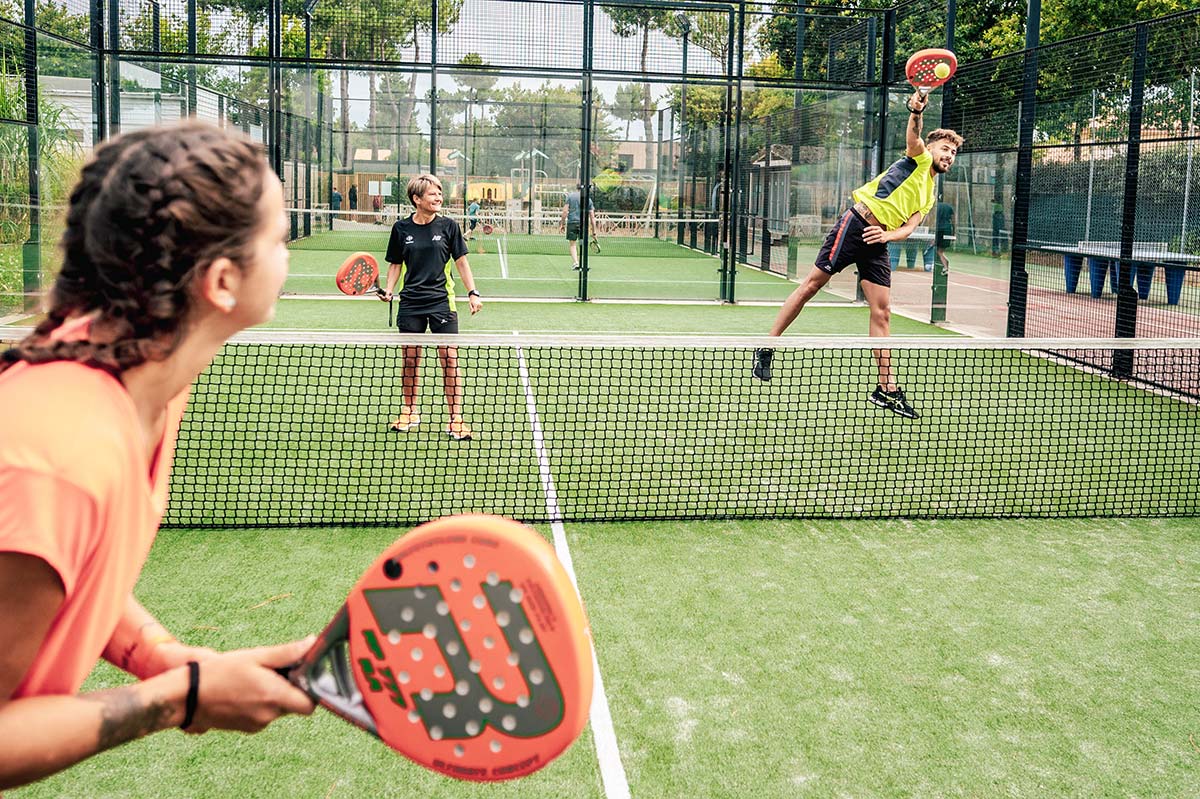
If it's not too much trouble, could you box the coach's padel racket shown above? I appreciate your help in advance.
[335,251,387,299]
[905,48,957,97]
[276,515,593,782]
[589,236,601,255]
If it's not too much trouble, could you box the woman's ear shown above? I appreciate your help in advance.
[197,257,242,313]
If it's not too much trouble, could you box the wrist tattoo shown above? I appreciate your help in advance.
[83,688,176,753]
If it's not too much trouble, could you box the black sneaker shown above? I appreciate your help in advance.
[572,262,581,271]
[869,385,919,419]
[752,348,774,381]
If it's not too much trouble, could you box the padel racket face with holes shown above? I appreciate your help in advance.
[279,515,593,782]
[335,251,385,298]
[905,48,957,93]
[589,237,601,254]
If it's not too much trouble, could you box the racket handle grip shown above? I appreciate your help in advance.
[919,86,931,97]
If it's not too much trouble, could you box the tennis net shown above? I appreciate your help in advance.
[130,332,1200,526]
[4,328,1195,525]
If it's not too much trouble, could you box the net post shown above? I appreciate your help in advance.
[1113,23,1149,379]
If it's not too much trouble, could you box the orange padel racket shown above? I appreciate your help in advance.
[905,47,957,97]
[335,251,387,299]
[276,515,593,782]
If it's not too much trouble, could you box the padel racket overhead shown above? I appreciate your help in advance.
[905,48,957,97]
[335,252,386,299]
[277,515,593,782]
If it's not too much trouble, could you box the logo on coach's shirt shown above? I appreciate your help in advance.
[405,235,414,243]
[433,235,443,241]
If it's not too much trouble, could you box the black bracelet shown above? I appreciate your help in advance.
[180,660,199,730]
[468,290,481,298]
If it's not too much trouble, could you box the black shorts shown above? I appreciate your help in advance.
[815,208,892,288]
[565,222,582,242]
[468,218,478,231]
[396,312,459,334]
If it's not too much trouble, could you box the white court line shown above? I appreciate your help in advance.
[513,331,630,799]
[498,236,509,279]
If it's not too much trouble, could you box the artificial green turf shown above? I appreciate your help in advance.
[570,516,1200,798]
[15,517,1200,798]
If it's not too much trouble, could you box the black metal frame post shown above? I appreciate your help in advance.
[877,10,894,175]
[1112,23,1149,378]
[268,0,283,179]
[729,0,745,303]
[186,0,197,115]
[931,0,956,323]
[578,0,594,300]
[718,7,735,301]
[106,0,120,134]
[22,0,40,311]
[1006,0,1041,337]
[654,106,663,238]
[760,119,771,271]
[429,0,439,175]
[677,19,689,246]
[90,0,106,141]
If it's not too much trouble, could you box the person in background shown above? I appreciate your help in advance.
[330,187,342,229]
[560,184,597,271]
[348,183,358,212]
[382,174,484,441]
[466,198,481,239]
[0,122,315,790]
[753,90,963,420]
[930,199,955,273]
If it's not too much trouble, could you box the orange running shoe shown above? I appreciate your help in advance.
[447,416,473,441]
[388,406,420,432]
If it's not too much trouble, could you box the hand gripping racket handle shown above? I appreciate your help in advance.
[275,607,380,737]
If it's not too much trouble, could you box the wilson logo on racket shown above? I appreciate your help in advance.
[358,580,566,740]
[279,516,592,782]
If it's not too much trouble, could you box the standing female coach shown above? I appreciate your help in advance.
[0,122,315,789]
[382,174,484,441]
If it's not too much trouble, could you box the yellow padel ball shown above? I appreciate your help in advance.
[933,62,951,79]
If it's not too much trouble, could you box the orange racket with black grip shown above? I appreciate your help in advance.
[276,515,593,781]
[335,251,387,298]
[906,48,957,97]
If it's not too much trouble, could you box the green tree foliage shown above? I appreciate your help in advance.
[611,83,646,139]
[455,53,498,101]
[305,0,462,167]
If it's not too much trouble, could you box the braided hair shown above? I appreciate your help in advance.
[1,122,268,376]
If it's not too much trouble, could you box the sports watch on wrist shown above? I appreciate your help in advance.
[468,290,481,298]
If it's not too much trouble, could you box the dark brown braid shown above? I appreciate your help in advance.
[1,121,268,376]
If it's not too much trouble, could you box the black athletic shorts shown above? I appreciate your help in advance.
[565,222,582,242]
[815,208,892,288]
[396,311,459,334]
[468,218,478,231]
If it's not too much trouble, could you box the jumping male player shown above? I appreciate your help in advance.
[752,89,963,419]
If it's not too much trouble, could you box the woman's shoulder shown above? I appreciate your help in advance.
[0,361,135,492]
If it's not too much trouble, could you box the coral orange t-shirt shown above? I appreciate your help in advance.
[0,341,188,697]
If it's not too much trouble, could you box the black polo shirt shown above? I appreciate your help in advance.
[384,214,469,314]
